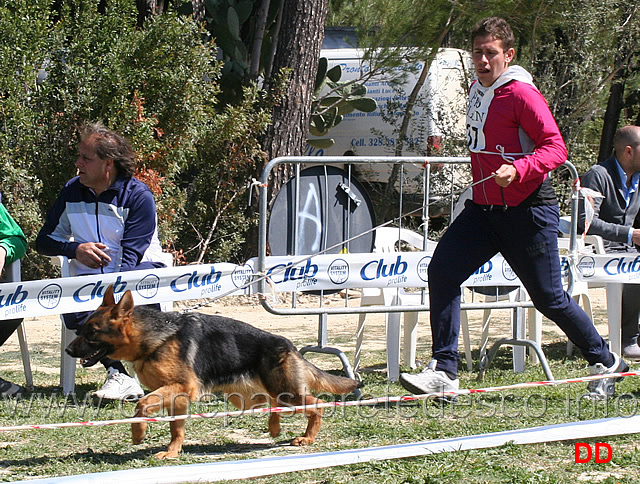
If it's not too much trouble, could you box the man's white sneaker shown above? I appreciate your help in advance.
[399,360,459,401]
[92,367,144,402]
[584,352,629,400]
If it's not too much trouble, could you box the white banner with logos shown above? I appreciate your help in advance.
[2,249,633,322]
[8,249,634,323]
[574,252,640,284]
[0,263,253,322]
[0,252,523,322]
[255,252,519,293]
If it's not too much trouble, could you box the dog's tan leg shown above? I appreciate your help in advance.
[157,391,190,460]
[291,395,323,446]
[132,392,166,445]
[268,412,281,437]
[132,386,192,459]
[161,418,187,460]
[131,420,148,446]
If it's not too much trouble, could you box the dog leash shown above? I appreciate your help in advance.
[180,173,498,313]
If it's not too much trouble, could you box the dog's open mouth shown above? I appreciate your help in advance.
[80,348,108,367]
[79,347,109,367]
[67,345,109,368]
[66,335,112,367]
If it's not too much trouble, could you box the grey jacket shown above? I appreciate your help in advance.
[578,156,640,253]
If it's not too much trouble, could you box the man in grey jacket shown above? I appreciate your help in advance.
[579,125,640,359]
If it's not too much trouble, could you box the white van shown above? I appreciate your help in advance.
[305,31,472,190]
[306,49,471,155]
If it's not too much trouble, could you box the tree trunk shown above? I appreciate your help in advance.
[244,0,328,259]
[136,0,156,27]
[599,80,625,162]
[261,0,328,164]
[598,6,636,163]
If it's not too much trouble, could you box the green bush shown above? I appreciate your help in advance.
[0,0,274,279]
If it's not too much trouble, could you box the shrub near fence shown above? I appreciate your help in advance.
[0,0,275,280]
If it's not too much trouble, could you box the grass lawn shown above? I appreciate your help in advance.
[0,286,640,484]
[0,317,639,482]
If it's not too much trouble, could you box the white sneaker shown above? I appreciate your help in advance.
[584,352,629,400]
[92,367,144,401]
[399,360,459,401]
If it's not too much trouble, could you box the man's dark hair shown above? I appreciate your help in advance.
[471,17,515,51]
[80,122,136,178]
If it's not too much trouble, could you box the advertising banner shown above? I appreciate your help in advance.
[254,252,518,293]
[0,252,519,321]
[574,252,640,284]
[0,263,252,322]
[3,249,629,322]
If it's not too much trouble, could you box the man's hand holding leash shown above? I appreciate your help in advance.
[493,163,518,187]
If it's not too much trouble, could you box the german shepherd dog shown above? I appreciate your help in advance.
[66,285,362,459]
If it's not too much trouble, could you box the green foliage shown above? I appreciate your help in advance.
[510,0,640,162]
[201,0,283,104]
[328,0,640,212]
[0,0,56,278]
[180,82,276,263]
[0,0,274,278]
[328,0,458,73]
[308,58,378,148]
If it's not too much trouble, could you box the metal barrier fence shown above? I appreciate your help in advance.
[255,156,582,381]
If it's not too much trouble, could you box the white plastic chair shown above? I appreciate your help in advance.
[558,217,614,354]
[558,237,594,318]
[49,256,77,395]
[51,252,174,395]
[459,285,536,372]
[3,260,33,389]
[565,233,623,355]
[354,227,436,381]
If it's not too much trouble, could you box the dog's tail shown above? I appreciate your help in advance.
[302,357,363,395]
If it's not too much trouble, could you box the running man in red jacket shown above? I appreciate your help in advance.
[400,17,627,401]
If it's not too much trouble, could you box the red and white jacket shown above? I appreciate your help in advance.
[466,66,568,206]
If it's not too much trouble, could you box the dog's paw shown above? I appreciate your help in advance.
[291,436,315,446]
[154,450,180,460]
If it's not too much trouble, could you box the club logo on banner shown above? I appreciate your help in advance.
[37,284,63,310]
[577,256,596,278]
[5,250,638,322]
[328,259,349,285]
[417,256,431,283]
[0,264,252,322]
[232,265,254,288]
[256,252,520,294]
[136,274,160,299]
[502,259,517,281]
[576,253,640,282]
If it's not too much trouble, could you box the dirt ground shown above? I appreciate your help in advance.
[2,286,610,378]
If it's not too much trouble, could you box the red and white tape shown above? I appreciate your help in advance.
[1,371,638,433]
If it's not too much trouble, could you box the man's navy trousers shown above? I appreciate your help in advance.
[428,200,612,377]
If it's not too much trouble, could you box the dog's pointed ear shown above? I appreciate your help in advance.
[103,284,116,306]
[117,289,135,317]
